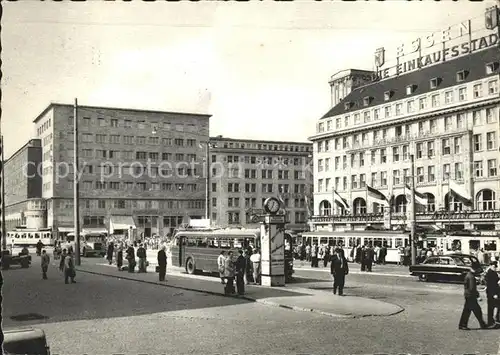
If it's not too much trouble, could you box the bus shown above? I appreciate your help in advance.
[63,232,107,257]
[171,228,294,281]
[7,228,54,251]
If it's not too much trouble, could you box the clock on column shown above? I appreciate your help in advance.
[263,197,281,215]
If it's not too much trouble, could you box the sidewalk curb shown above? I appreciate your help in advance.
[76,268,401,319]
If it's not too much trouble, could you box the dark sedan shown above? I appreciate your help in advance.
[409,253,483,282]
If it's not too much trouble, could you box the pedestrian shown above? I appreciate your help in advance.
[157,245,167,282]
[323,245,330,267]
[59,249,67,272]
[64,250,76,284]
[116,246,123,271]
[485,261,500,327]
[41,250,50,280]
[224,251,236,295]
[355,244,362,264]
[250,249,261,285]
[126,245,136,273]
[137,244,147,273]
[330,248,349,296]
[379,244,387,265]
[311,242,319,268]
[36,240,43,256]
[217,251,226,284]
[106,242,114,265]
[235,249,246,295]
[477,248,485,265]
[305,244,311,262]
[244,247,253,285]
[458,263,487,330]
[360,245,367,271]
[365,244,374,272]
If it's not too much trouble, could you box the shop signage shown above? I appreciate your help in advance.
[375,8,499,79]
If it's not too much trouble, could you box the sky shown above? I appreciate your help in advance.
[1,1,495,158]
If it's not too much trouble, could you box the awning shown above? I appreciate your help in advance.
[110,215,136,234]
[81,228,108,235]
[58,227,74,233]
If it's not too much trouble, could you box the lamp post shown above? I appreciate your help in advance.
[73,98,81,266]
[200,141,216,222]
[1,136,6,251]
[410,154,416,266]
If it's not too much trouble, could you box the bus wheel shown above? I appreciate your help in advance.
[418,274,428,282]
[185,258,196,274]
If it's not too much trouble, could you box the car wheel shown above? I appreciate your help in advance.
[185,258,195,274]
[418,274,428,282]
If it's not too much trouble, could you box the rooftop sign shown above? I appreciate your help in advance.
[374,7,499,80]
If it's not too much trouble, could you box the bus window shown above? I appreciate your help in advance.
[186,238,197,247]
[197,239,207,247]
[384,238,393,248]
[365,238,374,246]
[374,238,383,247]
[484,240,497,252]
[220,239,231,249]
[395,238,404,248]
[173,237,180,246]
[28,233,33,239]
[319,237,328,246]
[35,233,40,239]
[469,240,480,252]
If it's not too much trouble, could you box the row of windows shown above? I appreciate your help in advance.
[217,141,312,153]
[216,183,307,194]
[55,199,205,210]
[317,133,497,172]
[68,115,202,134]
[214,196,307,210]
[316,108,497,152]
[318,78,499,133]
[222,210,306,224]
[317,159,498,192]
[80,215,200,227]
[66,133,199,147]
[66,181,200,192]
[37,118,52,137]
[224,155,306,166]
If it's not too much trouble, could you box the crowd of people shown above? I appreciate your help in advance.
[217,247,261,296]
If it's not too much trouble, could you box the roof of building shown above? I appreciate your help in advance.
[321,46,500,119]
[5,139,41,163]
[209,136,312,146]
[33,103,212,123]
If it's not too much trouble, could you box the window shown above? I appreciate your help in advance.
[445,90,453,104]
[393,170,400,185]
[444,116,452,130]
[351,175,357,189]
[406,85,414,95]
[395,103,402,116]
[363,111,371,123]
[407,100,415,113]
[455,163,463,180]
[95,134,107,143]
[370,150,376,164]
[419,97,427,110]
[335,118,341,129]
[454,137,461,154]
[442,138,450,155]
[431,94,439,108]
[392,147,400,162]
[487,132,496,150]
[416,143,423,159]
[456,70,466,82]
[136,136,146,145]
[360,174,366,188]
[417,167,424,183]
[374,108,380,120]
[488,79,498,95]
[430,119,437,133]
[427,141,434,157]
[486,62,498,74]
[477,189,496,211]
[488,159,497,177]
[380,149,387,163]
[457,113,465,129]
[359,153,364,167]
[371,172,377,186]
[363,97,370,106]
[327,120,332,131]
[380,171,387,186]
[403,168,411,184]
[110,119,118,127]
[428,166,435,182]
[384,106,391,118]
[443,164,450,180]
[344,116,350,127]
[458,87,467,101]
[474,161,483,178]
[430,78,439,89]
[384,91,391,101]
[473,134,482,151]
[395,126,403,137]
[473,110,482,125]
[98,118,106,127]
[486,108,496,123]
[354,113,360,125]
[473,84,482,98]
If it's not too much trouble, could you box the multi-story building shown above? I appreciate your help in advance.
[309,15,500,233]
[33,103,210,238]
[209,136,313,231]
[3,139,44,230]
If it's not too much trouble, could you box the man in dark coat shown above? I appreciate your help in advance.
[36,240,44,256]
[330,248,349,296]
[106,243,114,265]
[379,244,387,265]
[485,261,500,327]
[459,264,487,330]
[235,250,246,295]
[126,245,136,273]
[136,244,147,273]
[355,244,362,263]
[364,244,374,272]
[157,245,167,282]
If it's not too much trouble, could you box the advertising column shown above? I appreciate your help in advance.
[260,214,286,287]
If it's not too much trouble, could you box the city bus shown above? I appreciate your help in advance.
[171,228,294,281]
[7,228,54,251]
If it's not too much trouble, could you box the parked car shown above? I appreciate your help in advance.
[409,253,483,282]
[1,249,31,270]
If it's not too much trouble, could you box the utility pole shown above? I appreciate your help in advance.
[73,98,81,266]
[410,154,416,266]
[205,142,210,221]
[1,136,6,251]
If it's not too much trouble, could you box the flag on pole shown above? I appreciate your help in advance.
[304,194,313,217]
[449,180,473,206]
[366,185,389,206]
[333,190,350,211]
[404,184,428,205]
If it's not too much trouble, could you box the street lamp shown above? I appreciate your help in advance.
[200,141,216,222]
[409,154,416,266]
[73,99,81,266]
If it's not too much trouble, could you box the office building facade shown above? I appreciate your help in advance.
[33,103,210,238]
[209,136,313,231]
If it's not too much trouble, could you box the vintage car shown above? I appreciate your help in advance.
[409,253,483,282]
[1,249,32,270]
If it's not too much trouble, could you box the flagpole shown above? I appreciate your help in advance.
[410,154,416,265]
